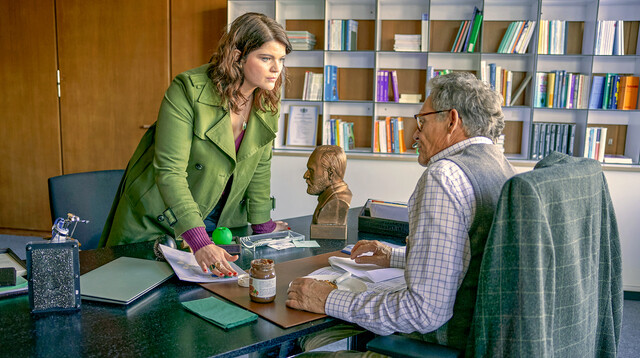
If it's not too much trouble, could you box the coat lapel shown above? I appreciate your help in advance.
[196,81,277,163]
[197,82,237,162]
[237,109,277,162]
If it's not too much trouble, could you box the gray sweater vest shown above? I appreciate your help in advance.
[416,143,516,352]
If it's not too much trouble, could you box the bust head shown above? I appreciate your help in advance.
[303,145,347,196]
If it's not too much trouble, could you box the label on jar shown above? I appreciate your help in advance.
[249,277,276,298]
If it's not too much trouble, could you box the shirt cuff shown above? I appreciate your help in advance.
[251,219,276,234]
[325,289,357,321]
[180,226,212,253]
[390,247,406,269]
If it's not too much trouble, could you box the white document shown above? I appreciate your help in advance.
[286,105,318,146]
[159,244,242,283]
[328,256,404,283]
[307,266,406,293]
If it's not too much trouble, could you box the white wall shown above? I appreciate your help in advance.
[271,153,640,291]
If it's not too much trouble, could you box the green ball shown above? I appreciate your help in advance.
[212,226,233,245]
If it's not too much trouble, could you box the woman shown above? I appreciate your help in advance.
[99,13,292,277]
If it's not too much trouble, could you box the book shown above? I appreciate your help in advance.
[451,21,468,52]
[567,124,576,156]
[346,19,358,51]
[466,7,483,52]
[588,75,605,109]
[603,155,633,164]
[531,123,540,159]
[618,76,639,110]
[397,117,406,153]
[534,72,547,107]
[597,127,608,162]
[516,21,537,54]
[546,72,556,108]
[509,21,527,53]
[489,63,496,90]
[606,74,619,109]
[373,118,380,152]
[602,73,616,109]
[385,116,392,153]
[498,22,517,53]
[421,13,429,52]
[390,70,399,102]
[378,120,387,153]
[505,71,513,106]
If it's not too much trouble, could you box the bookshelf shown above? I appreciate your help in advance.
[227,0,640,165]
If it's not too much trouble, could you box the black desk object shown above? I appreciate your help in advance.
[0,208,365,358]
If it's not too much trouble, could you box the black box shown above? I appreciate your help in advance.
[26,241,81,314]
[358,199,409,238]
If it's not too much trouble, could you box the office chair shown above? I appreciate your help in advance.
[48,169,124,250]
[367,152,623,357]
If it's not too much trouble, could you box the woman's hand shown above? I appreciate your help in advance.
[350,240,392,268]
[194,244,239,276]
[273,220,289,232]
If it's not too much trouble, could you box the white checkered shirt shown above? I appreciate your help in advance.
[325,137,495,335]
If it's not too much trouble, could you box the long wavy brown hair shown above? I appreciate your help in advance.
[208,13,292,114]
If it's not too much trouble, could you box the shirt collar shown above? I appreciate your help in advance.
[428,136,494,165]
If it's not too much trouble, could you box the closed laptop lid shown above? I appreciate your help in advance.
[80,256,174,305]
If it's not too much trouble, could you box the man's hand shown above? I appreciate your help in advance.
[350,240,392,267]
[286,277,335,314]
[194,244,239,276]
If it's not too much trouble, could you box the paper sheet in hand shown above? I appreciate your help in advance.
[328,256,404,283]
[80,257,174,305]
[159,244,242,283]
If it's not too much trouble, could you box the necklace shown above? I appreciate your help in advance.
[239,96,252,131]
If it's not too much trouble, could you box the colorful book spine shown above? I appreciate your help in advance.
[466,7,483,52]
[390,70,399,103]
[534,72,548,107]
[421,13,429,52]
[397,117,406,153]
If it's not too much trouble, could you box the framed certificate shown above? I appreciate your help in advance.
[286,105,318,147]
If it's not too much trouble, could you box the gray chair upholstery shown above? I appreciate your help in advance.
[368,152,623,357]
[48,169,124,250]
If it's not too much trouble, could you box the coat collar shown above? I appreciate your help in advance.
[197,81,277,163]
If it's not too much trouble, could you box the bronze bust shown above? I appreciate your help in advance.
[304,145,352,239]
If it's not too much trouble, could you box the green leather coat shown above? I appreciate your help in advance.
[99,64,278,247]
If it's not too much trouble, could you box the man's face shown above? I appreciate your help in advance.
[303,152,331,195]
[414,96,452,166]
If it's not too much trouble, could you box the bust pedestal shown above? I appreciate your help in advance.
[310,224,347,240]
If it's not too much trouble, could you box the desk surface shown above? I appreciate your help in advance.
[0,208,381,358]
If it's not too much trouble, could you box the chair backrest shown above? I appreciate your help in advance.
[469,152,623,357]
[48,169,124,250]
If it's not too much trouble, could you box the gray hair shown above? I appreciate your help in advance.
[428,72,505,141]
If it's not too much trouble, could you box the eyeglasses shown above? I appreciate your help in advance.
[413,110,452,131]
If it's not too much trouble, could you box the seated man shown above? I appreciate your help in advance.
[287,72,516,354]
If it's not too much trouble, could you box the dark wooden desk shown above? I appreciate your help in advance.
[0,208,369,358]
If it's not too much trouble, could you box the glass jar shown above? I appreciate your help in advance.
[249,258,276,303]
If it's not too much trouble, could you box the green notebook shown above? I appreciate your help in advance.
[182,296,257,329]
[80,256,174,305]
